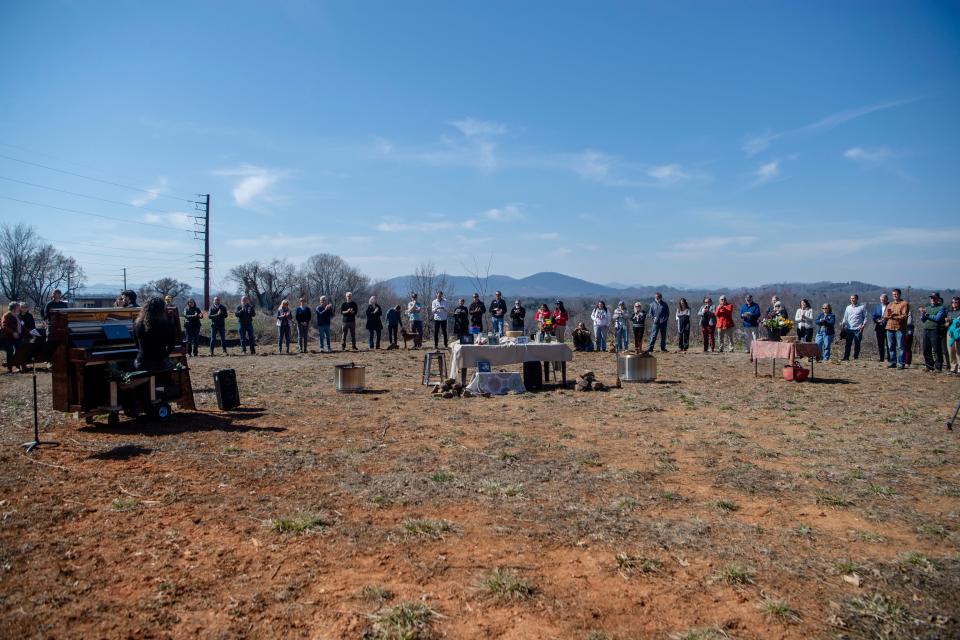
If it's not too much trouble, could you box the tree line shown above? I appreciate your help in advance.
[0,223,85,310]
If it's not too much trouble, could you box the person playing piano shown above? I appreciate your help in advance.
[133,297,176,370]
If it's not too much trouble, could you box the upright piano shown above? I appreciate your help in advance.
[49,307,195,421]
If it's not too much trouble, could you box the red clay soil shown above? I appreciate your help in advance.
[0,347,958,639]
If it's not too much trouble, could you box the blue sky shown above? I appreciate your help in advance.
[1,1,958,291]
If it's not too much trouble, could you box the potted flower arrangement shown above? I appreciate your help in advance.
[761,315,794,341]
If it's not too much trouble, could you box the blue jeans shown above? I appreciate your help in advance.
[842,328,862,360]
[368,328,381,349]
[886,330,904,365]
[277,324,291,351]
[317,324,332,351]
[615,326,629,351]
[594,326,608,351]
[185,324,201,356]
[238,322,255,353]
[210,324,227,353]
[647,322,667,351]
[491,317,504,336]
[816,331,834,361]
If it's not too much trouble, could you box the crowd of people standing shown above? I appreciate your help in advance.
[4,286,959,376]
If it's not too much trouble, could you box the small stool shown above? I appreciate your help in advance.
[422,351,447,385]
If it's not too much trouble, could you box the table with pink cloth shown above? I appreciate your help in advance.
[749,340,822,378]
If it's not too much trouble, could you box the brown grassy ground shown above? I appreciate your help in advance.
[0,346,958,639]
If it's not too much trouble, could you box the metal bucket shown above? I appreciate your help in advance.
[618,353,656,382]
[335,363,366,392]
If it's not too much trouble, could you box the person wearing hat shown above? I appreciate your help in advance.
[920,292,946,371]
[489,291,507,336]
[468,293,486,332]
[509,299,526,332]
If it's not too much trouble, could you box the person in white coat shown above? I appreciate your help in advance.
[431,290,449,348]
[591,300,610,352]
[794,299,814,342]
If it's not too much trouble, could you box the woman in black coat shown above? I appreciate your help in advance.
[452,298,469,339]
[509,300,526,332]
[365,296,383,349]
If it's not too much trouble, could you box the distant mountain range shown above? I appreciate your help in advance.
[383,272,942,301]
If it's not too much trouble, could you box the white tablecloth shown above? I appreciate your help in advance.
[448,342,573,379]
[466,372,525,395]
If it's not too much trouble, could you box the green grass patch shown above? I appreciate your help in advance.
[615,552,660,577]
[479,567,536,601]
[402,518,455,539]
[270,511,329,534]
[365,602,438,640]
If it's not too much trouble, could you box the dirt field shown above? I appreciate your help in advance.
[1,345,958,639]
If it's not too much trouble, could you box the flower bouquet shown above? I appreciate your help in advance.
[761,316,793,341]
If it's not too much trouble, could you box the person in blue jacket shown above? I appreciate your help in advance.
[815,303,836,361]
[646,292,669,352]
[740,294,762,352]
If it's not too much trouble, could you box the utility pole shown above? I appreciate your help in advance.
[191,194,211,309]
[123,267,127,290]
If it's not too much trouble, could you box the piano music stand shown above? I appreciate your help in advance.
[21,351,59,453]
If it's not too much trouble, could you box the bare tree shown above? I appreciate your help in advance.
[303,253,370,305]
[461,253,493,298]
[257,259,298,311]
[139,277,192,303]
[228,261,264,303]
[0,223,40,302]
[409,262,453,337]
[228,259,297,310]
[25,245,86,309]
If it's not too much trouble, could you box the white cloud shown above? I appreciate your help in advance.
[672,235,758,251]
[572,150,612,181]
[647,164,689,185]
[550,247,572,258]
[844,146,893,162]
[522,231,559,240]
[227,234,326,248]
[373,136,393,154]
[776,227,960,256]
[142,212,195,230]
[375,217,475,233]
[623,197,642,211]
[484,203,524,221]
[213,164,285,207]
[743,97,917,156]
[131,177,168,207]
[450,117,507,138]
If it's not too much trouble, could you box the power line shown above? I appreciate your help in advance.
[53,238,198,257]
[0,152,196,203]
[0,195,190,231]
[0,174,186,215]
[60,247,196,260]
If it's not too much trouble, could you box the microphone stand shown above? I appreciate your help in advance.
[22,345,59,453]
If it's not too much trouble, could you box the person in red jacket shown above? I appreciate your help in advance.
[534,303,554,340]
[552,300,569,343]
[714,295,735,352]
